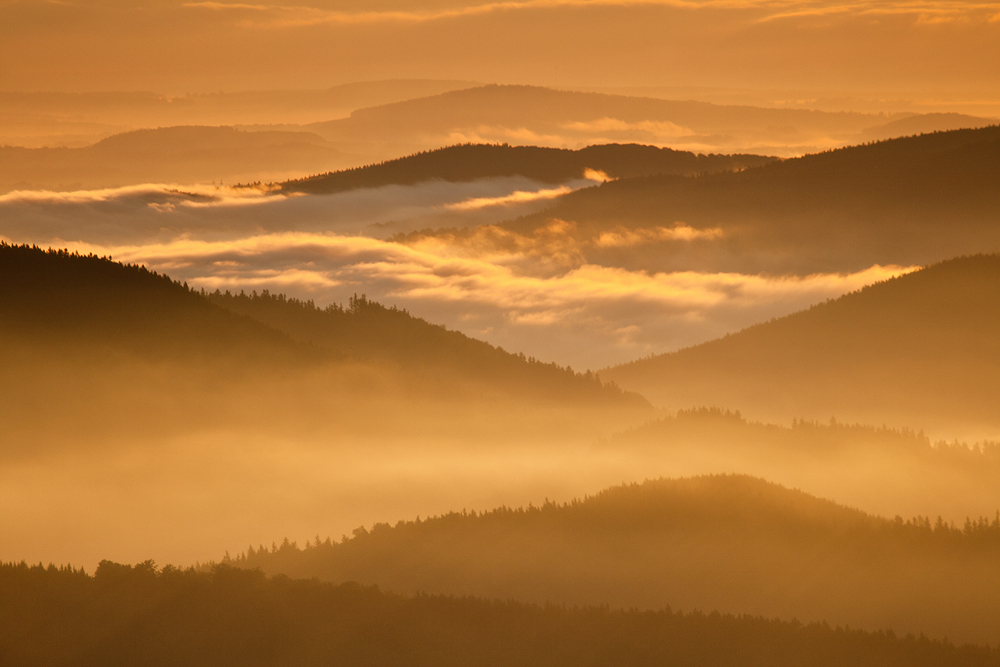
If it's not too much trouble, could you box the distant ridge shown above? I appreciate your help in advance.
[280,143,775,195]
[602,254,1000,436]
[229,474,1000,644]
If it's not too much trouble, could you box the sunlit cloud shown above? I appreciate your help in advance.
[445,185,575,210]
[0,183,285,208]
[43,230,914,369]
[183,0,1000,28]
[594,224,724,247]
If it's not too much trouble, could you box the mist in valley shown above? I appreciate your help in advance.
[4,4,1000,663]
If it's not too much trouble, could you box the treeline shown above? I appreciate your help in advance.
[224,475,1000,644]
[0,242,299,360]
[207,289,644,405]
[497,125,1000,275]
[2,560,996,667]
[281,143,775,195]
[603,254,1000,434]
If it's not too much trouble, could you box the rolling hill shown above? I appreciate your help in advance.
[229,474,1000,645]
[280,143,775,195]
[602,255,1000,437]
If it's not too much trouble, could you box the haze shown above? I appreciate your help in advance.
[4,1,1000,664]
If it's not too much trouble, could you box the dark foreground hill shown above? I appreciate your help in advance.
[231,475,1000,645]
[281,143,775,195]
[4,561,993,667]
[0,243,648,454]
[480,125,1000,274]
[602,254,1000,437]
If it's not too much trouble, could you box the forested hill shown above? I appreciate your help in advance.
[498,125,1000,274]
[230,475,1000,644]
[0,242,297,360]
[206,289,644,403]
[602,255,1000,436]
[280,143,775,195]
[0,243,648,451]
[5,562,994,667]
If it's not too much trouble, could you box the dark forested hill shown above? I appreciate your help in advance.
[487,125,1000,274]
[281,143,775,195]
[4,561,994,667]
[230,475,1000,645]
[0,243,648,454]
[603,255,1000,436]
[0,243,298,360]
[205,290,634,402]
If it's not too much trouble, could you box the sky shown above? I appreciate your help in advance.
[2,0,999,100]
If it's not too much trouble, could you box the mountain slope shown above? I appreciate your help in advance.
[0,244,648,454]
[602,255,1000,436]
[231,475,1000,644]
[483,125,1000,274]
[281,143,775,195]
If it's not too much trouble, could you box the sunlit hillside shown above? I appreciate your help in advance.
[603,255,1000,438]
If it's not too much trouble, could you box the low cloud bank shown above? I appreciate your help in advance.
[56,230,911,369]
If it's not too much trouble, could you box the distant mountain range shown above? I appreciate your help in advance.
[0,126,350,193]
[307,84,996,158]
[602,255,1000,437]
[230,474,1000,645]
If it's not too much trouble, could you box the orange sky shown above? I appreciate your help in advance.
[2,0,999,98]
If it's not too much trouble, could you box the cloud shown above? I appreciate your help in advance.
[182,0,1000,28]
[445,185,575,211]
[42,230,914,369]
[594,224,723,247]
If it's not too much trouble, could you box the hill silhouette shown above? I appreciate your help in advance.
[229,475,1000,645]
[205,289,643,402]
[602,255,1000,437]
[465,125,999,275]
[306,84,901,158]
[5,560,994,667]
[281,143,775,195]
[0,243,648,454]
[860,113,997,142]
[0,126,349,192]
[603,407,1000,526]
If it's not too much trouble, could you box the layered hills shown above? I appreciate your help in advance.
[417,125,1000,275]
[307,85,994,158]
[230,475,1000,644]
[603,255,1000,437]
